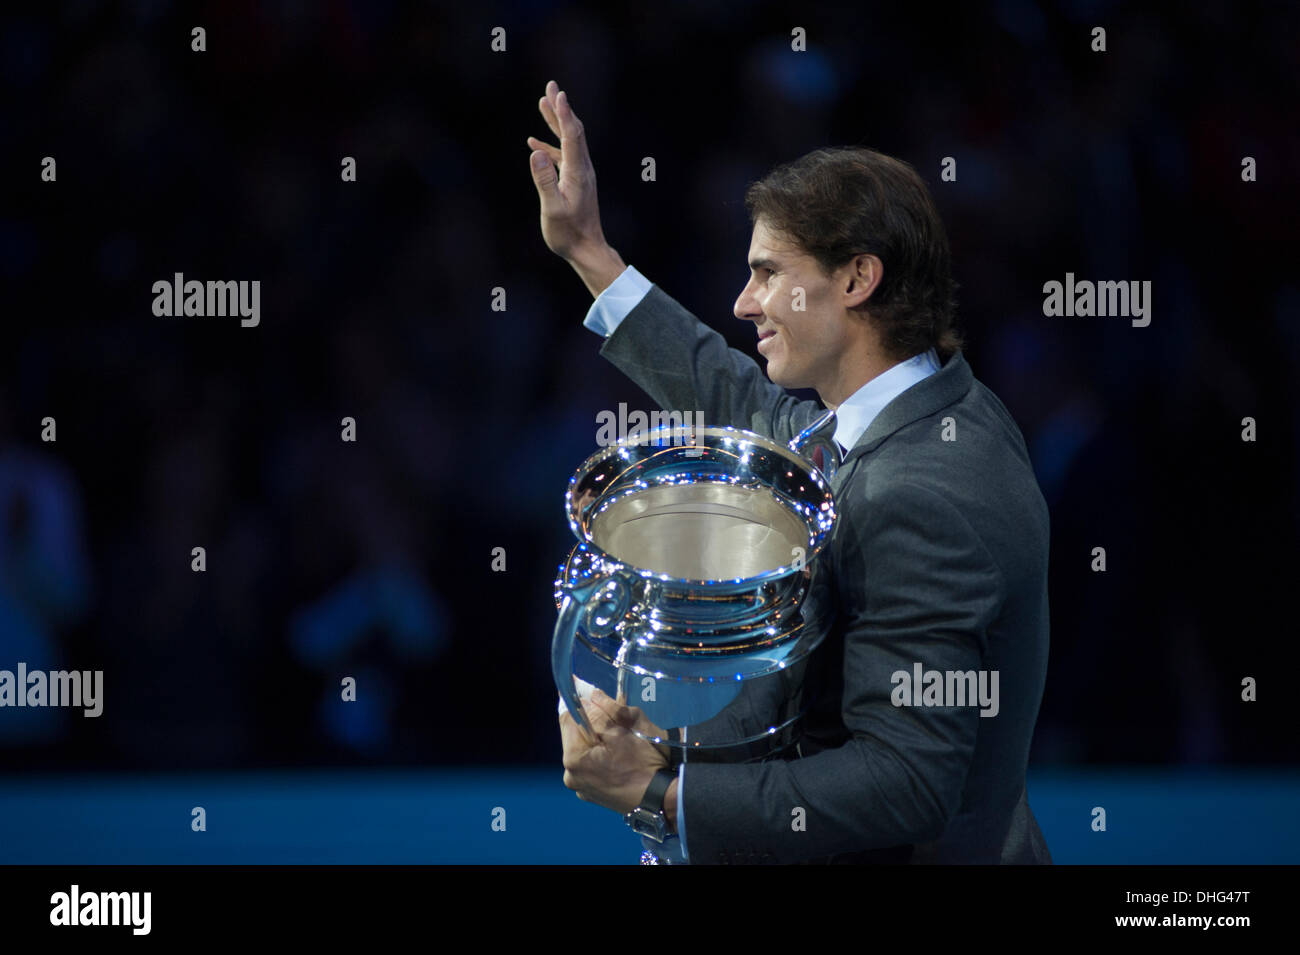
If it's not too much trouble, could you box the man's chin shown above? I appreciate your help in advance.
[764,361,801,389]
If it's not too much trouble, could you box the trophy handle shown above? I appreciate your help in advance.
[789,409,841,480]
[553,572,628,740]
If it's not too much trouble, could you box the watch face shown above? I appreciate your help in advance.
[628,807,668,843]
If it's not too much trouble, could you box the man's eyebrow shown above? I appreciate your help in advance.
[748,257,779,271]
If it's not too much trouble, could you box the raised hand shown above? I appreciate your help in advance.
[527,80,626,297]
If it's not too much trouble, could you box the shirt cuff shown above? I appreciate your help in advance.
[582,265,652,337]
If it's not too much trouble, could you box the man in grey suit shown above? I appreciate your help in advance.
[532,81,1052,864]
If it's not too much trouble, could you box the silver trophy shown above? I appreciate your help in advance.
[553,411,840,862]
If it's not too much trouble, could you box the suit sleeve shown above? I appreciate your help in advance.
[598,283,823,442]
[679,481,1006,864]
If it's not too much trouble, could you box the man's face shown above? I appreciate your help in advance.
[734,219,862,396]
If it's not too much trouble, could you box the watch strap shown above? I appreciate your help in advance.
[642,767,674,809]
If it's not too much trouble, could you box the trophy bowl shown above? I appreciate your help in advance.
[553,417,839,759]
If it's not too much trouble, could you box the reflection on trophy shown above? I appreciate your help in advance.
[553,411,840,862]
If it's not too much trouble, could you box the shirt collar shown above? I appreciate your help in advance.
[831,348,941,454]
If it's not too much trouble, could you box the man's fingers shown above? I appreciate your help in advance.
[533,82,587,202]
[588,686,621,714]
[583,694,618,733]
[527,136,561,164]
[530,148,559,198]
[589,687,643,729]
[588,688,672,755]
[555,90,588,172]
[541,86,590,191]
[558,705,598,753]
[558,690,615,736]
[539,94,561,140]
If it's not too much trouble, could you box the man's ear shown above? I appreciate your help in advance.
[843,253,883,309]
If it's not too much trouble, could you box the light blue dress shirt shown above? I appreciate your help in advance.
[583,264,940,863]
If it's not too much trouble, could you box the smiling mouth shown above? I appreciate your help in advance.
[758,329,777,341]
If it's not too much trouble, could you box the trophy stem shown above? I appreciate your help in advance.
[613,638,632,703]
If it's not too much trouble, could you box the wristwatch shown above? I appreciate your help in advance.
[625,769,676,843]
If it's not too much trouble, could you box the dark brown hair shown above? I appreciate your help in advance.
[744,146,962,362]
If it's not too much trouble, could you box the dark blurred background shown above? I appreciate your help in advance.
[1,0,1297,782]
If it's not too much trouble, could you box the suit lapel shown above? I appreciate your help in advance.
[839,350,974,465]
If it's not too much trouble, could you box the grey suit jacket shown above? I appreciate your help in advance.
[599,283,1053,864]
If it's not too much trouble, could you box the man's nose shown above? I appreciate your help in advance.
[734,280,762,322]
